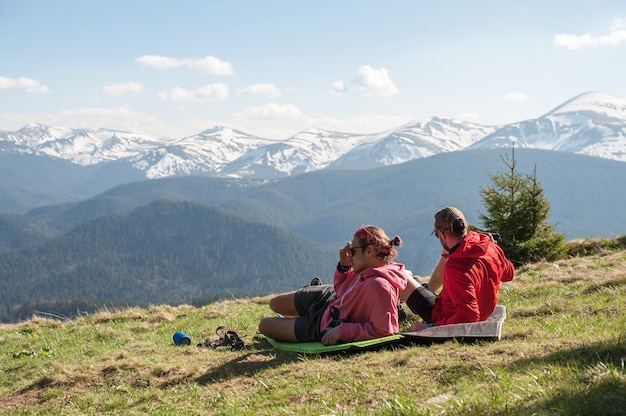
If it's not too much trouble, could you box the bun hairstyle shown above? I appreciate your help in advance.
[452,218,465,232]
[433,206,468,237]
[355,226,402,264]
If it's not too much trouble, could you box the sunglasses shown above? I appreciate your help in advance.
[349,245,368,256]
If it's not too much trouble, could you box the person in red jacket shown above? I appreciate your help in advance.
[258,226,407,345]
[400,206,514,328]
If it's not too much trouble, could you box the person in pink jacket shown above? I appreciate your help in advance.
[400,206,514,329]
[258,226,408,345]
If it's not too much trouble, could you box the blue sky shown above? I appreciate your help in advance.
[1,0,625,140]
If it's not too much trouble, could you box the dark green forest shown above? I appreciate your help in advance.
[0,200,336,322]
[0,212,60,250]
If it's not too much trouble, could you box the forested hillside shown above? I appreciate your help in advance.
[10,149,626,273]
[0,213,59,251]
[0,200,336,322]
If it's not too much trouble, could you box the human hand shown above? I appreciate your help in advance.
[321,326,341,345]
[339,243,354,267]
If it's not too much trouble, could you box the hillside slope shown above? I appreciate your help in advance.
[0,243,624,415]
[0,200,336,322]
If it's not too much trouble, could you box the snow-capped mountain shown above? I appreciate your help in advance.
[329,117,496,170]
[0,124,275,179]
[0,123,161,164]
[469,92,626,161]
[132,126,275,178]
[218,129,366,178]
[1,91,625,180]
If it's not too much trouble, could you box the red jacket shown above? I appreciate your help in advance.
[320,262,407,342]
[432,231,514,326]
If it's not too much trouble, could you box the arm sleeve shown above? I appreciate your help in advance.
[333,267,356,297]
[501,255,515,282]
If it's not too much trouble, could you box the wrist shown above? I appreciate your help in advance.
[337,262,351,273]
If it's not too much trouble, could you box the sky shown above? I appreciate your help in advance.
[1,1,626,141]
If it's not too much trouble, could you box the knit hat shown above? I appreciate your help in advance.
[432,206,467,235]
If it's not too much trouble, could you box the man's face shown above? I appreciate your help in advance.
[436,230,450,251]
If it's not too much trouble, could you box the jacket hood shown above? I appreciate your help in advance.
[359,262,408,291]
[447,231,490,259]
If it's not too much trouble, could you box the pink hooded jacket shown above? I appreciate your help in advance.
[432,231,514,326]
[320,262,407,342]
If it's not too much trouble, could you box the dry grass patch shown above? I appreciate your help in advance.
[1,247,625,415]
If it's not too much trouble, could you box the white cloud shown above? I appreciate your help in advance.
[0,112,32,126]
[158,83,229,102]
[189,56,234,76]
[53,107,171,136]
[237,84,281,98]
[331,66,398,97]
[503,91,530,102]
[0,76,49,93]
[59,107,144,118]
[235,102,305,119]
[331,80,348,95]
[102,82,144,96]
[136,55,234,75]
[352,65,399,97]
[136,55,182,69]
[554,18,626,50]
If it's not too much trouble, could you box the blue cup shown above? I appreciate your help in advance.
[173,331,192,346]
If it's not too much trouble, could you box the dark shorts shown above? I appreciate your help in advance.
[293,284,336,342]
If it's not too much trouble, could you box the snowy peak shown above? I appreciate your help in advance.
[5,124,161,164]
[1,92,625,179]
[135,126,275,178]
[9,123,74,148]
[469,91,626,161]
[545,91,626,119]
[395,116,496,149]
[330,117,496,170]
[220,129,365,178]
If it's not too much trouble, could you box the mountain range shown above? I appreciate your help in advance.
[1,91,624,184]
[2,88,626,321]
[1,90,624,217]
[2,146,625,322]
[4,147,626,270]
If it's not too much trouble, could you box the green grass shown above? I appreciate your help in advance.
[1,248,625,415]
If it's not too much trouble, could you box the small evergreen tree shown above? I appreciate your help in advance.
[480,146,567,266]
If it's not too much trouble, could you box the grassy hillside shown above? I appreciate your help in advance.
[1,240,624,415]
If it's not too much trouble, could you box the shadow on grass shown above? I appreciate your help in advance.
[505,338,626,415]
[192,335,416,385]
[193,335,302,385]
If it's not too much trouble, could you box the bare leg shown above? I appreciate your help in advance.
[269,291,299,317]
[258,317,299,342]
